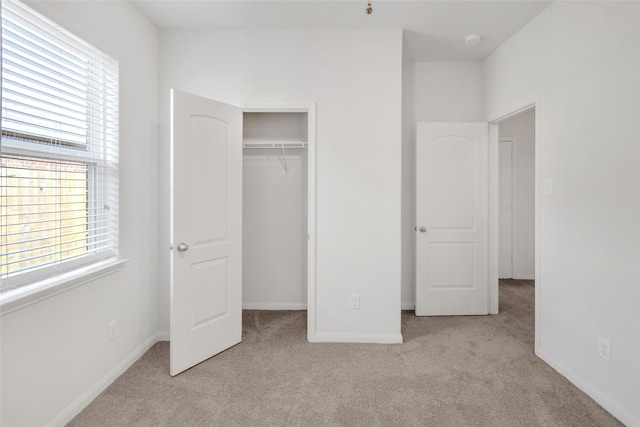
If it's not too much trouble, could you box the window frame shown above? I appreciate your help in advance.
[0,0,123,304]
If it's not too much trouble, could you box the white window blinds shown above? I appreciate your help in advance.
[1,0,119,292]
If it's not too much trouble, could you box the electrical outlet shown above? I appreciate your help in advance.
[349,294,360,310]
[108,319,118,342]
[598,337,610,362]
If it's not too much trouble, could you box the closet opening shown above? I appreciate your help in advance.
[241,109,315,329]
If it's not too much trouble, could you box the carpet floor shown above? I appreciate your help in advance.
[68,280,621,426]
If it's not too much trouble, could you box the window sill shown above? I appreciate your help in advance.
[0,258,129,317]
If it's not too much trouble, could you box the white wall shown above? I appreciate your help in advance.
[158,29,403,341]
[499,109,535,279]
[401,61,483,308]
[0,2,159,426]
[485,2,640,425]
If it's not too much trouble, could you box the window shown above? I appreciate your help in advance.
[1,0,119,293]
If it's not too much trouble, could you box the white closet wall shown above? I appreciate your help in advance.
[242,113,308,309]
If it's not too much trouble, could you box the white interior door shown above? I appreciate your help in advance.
[170,89,243,376]
[416,122,488,316]
[498,140,514,279]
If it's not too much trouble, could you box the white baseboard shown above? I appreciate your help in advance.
[242,302,307,310]
[156,330,170,341]
[537,347,638,427]
[401,302,415,310]
[47,332,162,427]
[513,274,535,280]
[314,332,403,344]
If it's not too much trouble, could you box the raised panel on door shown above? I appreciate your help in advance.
[416,122,488,316]
[428,243,475,289]
[428,136,475,230]
[189,115,228,245]
[170,89,242,376]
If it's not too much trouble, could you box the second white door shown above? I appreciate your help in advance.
[416,122,488,316]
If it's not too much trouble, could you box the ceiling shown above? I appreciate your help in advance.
[132,0,552,61]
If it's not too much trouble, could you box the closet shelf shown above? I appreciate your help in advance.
[243,140,308,149]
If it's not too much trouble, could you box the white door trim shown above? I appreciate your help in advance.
[488,123,500,313]
[487,95,541,354]
[242,103,317,343]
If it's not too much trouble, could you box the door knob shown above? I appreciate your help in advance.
[177,243,189,252]
[418,226,427,233]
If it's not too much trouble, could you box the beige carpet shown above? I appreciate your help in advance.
[68,280,621,426]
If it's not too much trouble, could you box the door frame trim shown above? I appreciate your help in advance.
[242,102,317,342]
[487,96,541,354]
